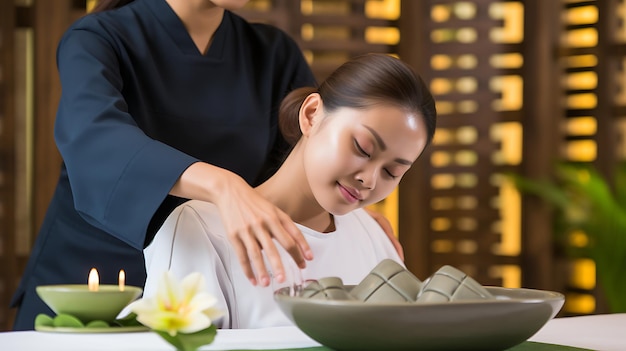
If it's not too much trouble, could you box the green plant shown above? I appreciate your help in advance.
[510,162,626,313]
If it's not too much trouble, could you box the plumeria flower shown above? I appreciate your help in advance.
[128,271,223,337]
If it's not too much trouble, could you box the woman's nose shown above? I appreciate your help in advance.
[356,168,377,189]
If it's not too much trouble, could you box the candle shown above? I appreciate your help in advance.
[119,269,125,291]
[88,267,99,292]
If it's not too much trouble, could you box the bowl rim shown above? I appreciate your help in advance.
[36,284,143,293]
[274,286,564,307]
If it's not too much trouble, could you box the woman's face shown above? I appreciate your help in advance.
[302,102,428,216]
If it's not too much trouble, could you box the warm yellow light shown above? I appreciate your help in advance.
[456,173,477,188]
[492,179,521,256]
[456,77,478,94]
[489,2,524,43]
[431,174,455,189]
[563,140,597,161]
[564,28,598,48]
[365,27,400,45]
[432,128,454,145]
[431,239,454,253]
[119,269,126,291]
[490,76,523,111]
[570,258,595,290]
[454,150,477,166]
[431,197,455,210]
[430,78,454,95]
[490,53,524,69]
[491,122,523,165]
[565,6,598,25]
[564,55,598,68]
[88,268,99,292]
[365,0,400,20]
[564,117,597,136]
[435,101,455,115]
[431,151,452,167]
[431,55,453,70]
[456,126,478,144]
[489,265,521,288]
[367,187,399,237]
[564,71,597,90]
[431,5,451,22]
[565,293,596,314]
[431,217,452,231]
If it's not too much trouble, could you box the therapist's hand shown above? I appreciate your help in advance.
[365,208,404,261]
[171,162,314,287]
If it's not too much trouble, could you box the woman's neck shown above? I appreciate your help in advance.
[256,144,334,233]
[166,0,224,54]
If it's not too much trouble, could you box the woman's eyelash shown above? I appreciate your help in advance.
[385,169,398,179]
[354,139,370,157]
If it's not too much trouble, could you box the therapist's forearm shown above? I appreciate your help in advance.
[170,161,233,202]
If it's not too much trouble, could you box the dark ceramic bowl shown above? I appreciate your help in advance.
[275,286,564,351]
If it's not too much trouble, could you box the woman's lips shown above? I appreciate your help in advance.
[338,183,362,204]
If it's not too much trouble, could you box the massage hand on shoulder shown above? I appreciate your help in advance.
[142,53,437,328]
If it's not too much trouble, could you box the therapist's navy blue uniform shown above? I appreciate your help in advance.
[11,0,315,330]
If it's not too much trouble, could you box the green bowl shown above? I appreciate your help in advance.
[36,285,142,323]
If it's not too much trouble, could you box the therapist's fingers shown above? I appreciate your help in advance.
[268,210,314,269]
[230,233,260,286]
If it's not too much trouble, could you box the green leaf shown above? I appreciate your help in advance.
[34,314,54,328]
[114,312,143,327]
[155,325,217,351]
[509,161,626,312]
[86,320,110,328]
[53,314,84,328]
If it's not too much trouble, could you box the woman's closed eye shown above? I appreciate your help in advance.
[384,169,398,179]
[354,139,371,158]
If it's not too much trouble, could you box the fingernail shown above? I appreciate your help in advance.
[306,250,314,260]
[260,276,270,286]
[249,278,257,286]
[274,273,284,283]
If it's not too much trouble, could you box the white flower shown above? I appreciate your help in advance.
[128,271,223,336]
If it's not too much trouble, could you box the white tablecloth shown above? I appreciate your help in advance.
[1,314,624,350]
[528,313,626,351]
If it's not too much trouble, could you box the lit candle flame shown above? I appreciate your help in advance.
[88,268,99,292]
[119,269,125,291]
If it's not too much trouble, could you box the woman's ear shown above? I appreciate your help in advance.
[299,93,323,137]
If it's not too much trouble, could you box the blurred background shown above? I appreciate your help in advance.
[1,0,624,330]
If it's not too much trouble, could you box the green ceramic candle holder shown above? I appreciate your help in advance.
[36,284,142,323]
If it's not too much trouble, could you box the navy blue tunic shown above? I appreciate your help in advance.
[11,0,315,330]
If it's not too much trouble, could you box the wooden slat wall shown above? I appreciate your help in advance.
[553,0,625,314]
[0,0,18,331]
[3,0,625,331]
[0,0,84,331]
[398,0,528,288]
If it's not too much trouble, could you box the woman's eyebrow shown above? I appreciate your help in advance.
[363,125,387,150]
[363,125,412,165]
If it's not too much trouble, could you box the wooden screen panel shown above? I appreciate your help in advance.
[399,0,526,288]
[0,0,18,332]
[553,0,626,315]
[0,0,83,331]
[240,0,400,82]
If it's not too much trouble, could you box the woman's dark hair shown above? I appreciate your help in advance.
[279,53,437,148]
[91,0,134,12]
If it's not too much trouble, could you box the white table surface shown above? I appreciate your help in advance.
[528,313,625,350]
[0,314,624,350]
